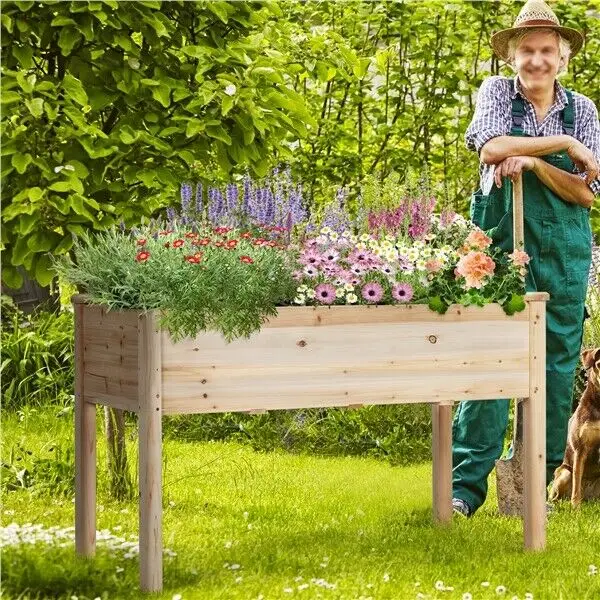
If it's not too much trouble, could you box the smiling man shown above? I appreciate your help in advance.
[451,0,600,517]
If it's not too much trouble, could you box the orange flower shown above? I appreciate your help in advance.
[194,238,211,246]
[508,249,530,267]
[465,228,493,250]
[159,230,173,236]
[241,232,252,239]
[214,241,224,248]
[455,251,495,289]
[184,254,201,264]
[136,238,147,246]
[185,232,198,239]
[425,258,443,273]
[172,239,185,248]
[226,239,238,249]
[240,255,254,264]
[136,250,150,262]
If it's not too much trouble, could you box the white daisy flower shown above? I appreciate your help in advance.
[293,295,306,305]
[346,293,358,304]
[224,84,237,96]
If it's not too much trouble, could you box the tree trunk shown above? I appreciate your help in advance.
[104,406,133,500]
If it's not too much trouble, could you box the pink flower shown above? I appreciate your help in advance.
[455,251,496,289]
[361,282,384,303]
[303,266,318,278]
[350,263,364,276]
[464,228,493,250]
[323,248,340,263]
[425,259,443,273]
[300,248,323,267]
[315,283,336,305]
[392,283,413,302]
[508,249,530,267]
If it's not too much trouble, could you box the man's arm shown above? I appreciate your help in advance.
[531,158,595,208]
[480,135,572,164]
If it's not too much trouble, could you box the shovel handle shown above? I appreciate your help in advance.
[513,173,524,249]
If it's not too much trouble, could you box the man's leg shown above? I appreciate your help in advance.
[452,398,510,514]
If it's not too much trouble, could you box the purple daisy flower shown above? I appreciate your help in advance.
[392,283,414,303]
[300,248,323,267]
[323,248,340,263]
[315,283,336,305]
[350,263,364,276]
[303,266,318,278]
[361,282,384,303]
[380,264,396,276]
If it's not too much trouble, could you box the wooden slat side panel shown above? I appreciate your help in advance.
[162,318,530,414]
[260,303,529,328]
[82,304,140,411]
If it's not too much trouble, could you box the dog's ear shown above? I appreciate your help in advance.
[581,348,600,369]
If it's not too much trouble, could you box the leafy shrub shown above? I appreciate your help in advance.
[1,297,74,410]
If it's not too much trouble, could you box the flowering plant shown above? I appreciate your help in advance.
[58,168,529,341]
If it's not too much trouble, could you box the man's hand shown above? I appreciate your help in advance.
[494,156,536,188]
[566,140,599,184]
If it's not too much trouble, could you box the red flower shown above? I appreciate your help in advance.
[185,232,198,239]
[241,232,252,239]
[253,238,265,246]
[193,238,211,246]
[136,251,150,262]
[240,255,254,264]
[159,230,173,236]
[172,239,185,248]
[226,239,238,249]
[214,226,231,235]
[214,241,224,248]
[184,254,201,264]
[136,238,147,246]
[267,241,277,247]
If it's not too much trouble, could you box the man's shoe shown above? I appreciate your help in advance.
[452,498,472,518]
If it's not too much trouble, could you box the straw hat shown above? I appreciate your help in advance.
[491,0,584,62]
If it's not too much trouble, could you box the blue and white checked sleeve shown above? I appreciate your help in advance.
[576,98,600,196]
[465,76,512,154]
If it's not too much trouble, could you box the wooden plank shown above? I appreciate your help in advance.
[524,299,546,550]
[162,318,529,413]
[259,303,529,328]
[432,403,453,524]
[138,311,163,592]
[83,373,138,412]
[74,302,97,557]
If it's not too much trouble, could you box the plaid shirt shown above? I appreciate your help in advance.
[465,75,600,196]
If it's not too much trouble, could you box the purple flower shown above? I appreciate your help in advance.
[303,266,318,278]
[195,182,203,214]
[315,283,336,305]
[166,207,177,223]
[300,249,323,267]
[323,248,340,263]
[350,263,364,276]
[392,283,414,302]
[380,264,396,276]
[361,282,384,303]
[180,183,193,215]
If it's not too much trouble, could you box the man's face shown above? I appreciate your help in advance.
[514,31,562,93]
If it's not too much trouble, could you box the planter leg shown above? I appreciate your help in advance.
[432,402,453,524]
[524,301,546,550]
[138,312,163,592]
[75,302,96,556]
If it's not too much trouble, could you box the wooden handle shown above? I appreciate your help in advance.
[513,174,524,249]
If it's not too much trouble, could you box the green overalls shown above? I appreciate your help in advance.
[452,89,593,513]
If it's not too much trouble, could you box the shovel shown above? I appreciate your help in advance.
[495,173,528,516]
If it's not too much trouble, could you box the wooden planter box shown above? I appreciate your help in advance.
[73,292,548,593]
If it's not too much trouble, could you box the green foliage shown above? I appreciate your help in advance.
[0,296,74,410]
[163,404,433,466]
[56,226,298,341]
[1,0,315,287]
[1,441,74,497]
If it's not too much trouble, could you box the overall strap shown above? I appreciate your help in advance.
[562,89,574,136]
[510,95,526,136]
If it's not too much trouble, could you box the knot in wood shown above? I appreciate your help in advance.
[428,335,438,344]
[297,339,307,347]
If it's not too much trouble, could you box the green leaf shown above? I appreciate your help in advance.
[25,97,44,118]
[152,84,171,108]
[12,44,33,69]
[62,74,88,106]
[1,14,13,34]
[58,26,82,55]
[207,1,230,24]
[179,150,195,166]
[428,295,448,314]
[51,16,77,26]
[185,118,204,137]
[1,91,21,104]
[18,213,39,236]
[28,187,43,201]
[12,152,32,174]
[119,126,140,144]
[206,124,232,145]
[221,95,234,116]
[54,235,74,254]
[34,254,55,286]
[48,178,84,194]
[181,46,206,59]
[1,265,23,289]
[503,294,526,316]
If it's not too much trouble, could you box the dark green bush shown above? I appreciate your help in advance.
[1,296,74,410]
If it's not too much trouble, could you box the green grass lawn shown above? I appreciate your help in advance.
[2,408,599,600]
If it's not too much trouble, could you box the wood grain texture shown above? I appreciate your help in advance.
[138,311,163,592]
[524,300,547,550]
[162,318,530,414]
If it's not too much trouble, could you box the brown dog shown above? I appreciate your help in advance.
[549,348,600,507]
